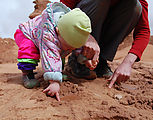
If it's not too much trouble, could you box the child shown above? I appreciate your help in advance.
[14,2,99,101]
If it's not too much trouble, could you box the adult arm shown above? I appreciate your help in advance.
[109,0,150,88]
[60,0,81,9]
[129,0,150,61]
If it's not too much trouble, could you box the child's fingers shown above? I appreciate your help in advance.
[82,46,95,59]
[43,88,55,96]
[92,60,98,66]
[92,50,100,61]
[47,91,55,96]
[85,60,98,70]
[56,92,60,101]
[85,60,92,69]
[43,88,49,93]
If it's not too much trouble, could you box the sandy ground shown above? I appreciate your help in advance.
[0,37,153,120]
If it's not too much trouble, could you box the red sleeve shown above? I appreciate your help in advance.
[129,0,150,61]
[60,0,81,9]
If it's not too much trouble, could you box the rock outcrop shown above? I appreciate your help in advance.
[0,38,17,63]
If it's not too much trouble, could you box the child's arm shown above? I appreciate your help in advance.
[39,36,63,101]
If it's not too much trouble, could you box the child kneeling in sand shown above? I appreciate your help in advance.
[14,2,99,101]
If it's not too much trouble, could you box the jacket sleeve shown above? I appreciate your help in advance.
[60,0,81,9]
[129,0,150,61]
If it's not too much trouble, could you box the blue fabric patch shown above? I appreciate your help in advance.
[43,72,62,82]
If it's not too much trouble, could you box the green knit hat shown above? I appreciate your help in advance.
[57,8,92,48]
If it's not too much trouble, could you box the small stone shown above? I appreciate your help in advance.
[101,101,108,105]
[130,114,136,118]
[73,84,79,89]
[119,100,128,105]
[114,94,123,100]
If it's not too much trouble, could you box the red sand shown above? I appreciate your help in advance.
[0,37,152,120]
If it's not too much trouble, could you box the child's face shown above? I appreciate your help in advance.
[56,27,75,51]
[58,32,75,51]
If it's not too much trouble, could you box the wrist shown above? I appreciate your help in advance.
[123,53,137,66]
[49,80,60,84]
[43,72,62,83]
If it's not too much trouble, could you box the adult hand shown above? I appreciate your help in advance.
[43,81,60,101]
[108,61,131,88]
[108,53,137,88]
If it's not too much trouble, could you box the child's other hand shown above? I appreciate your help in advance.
[43,81,60,101]
[81,34,100,67]
[85,59,99,70]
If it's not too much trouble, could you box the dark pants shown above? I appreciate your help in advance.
[76,0,142,61]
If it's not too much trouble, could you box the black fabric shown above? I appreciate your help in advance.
[67,0,142,78]
[76,0,142,61]
[68,53,91,77]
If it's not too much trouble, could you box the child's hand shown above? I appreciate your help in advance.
[85,59,99,70]
[81,34,100,70]
[43,81,60,101]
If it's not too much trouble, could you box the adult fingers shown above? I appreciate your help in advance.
[108,74,113,81]
[117,73,130,83]
[116,74,124,84]
[56,92,60,101]
[108,73,118,88]
[123,75,129,82]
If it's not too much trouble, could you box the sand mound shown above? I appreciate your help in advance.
[0,38,18,64]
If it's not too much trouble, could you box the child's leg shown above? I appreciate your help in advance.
[14,29,40,60]
[14,29,40,88]
[17,62,38,76]
[18,62,40,89]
